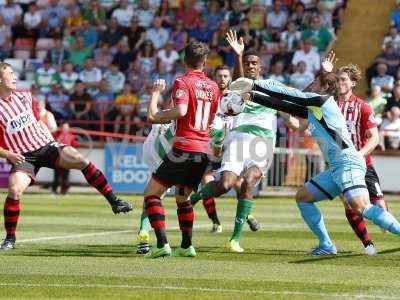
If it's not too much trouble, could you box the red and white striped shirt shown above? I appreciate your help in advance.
[0,90,53,154]
[337,95,377,166]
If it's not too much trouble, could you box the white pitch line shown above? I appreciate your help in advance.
[0,283,397,300]
[17,224,211,243]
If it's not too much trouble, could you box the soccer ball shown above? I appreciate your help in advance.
[220,91,245,116]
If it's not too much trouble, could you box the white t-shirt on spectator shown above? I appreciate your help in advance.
[289,71,315,90]
[145,27,169,50]
[135,9,155,28]
[266,10,287,31]
[111,7,134,27]
[381,118,400,149]
[0,4,22,25]
[103,71,126,94]
[79,67,102,96]
[157,49,180,72]
[60,72,78,93]
[371,75,395,90]
[292,49,321,74]
[24,11,42,29]
[382,35,400,50]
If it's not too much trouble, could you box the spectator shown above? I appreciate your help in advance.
[175,0,200,30]
[69,80,97,129]
[332,4,345,33]
[170,20,188,52]
[381,106,400,150]
[203,1,223,31]
[316,0,332,29]
[99,18,123,48]
[135,0,155,28]
[79,20,98,48]
[126,60,146,94]
[46,39,69,70]
[390,1,400,32]
[52,122,77,194]
[382,25,400,51]
[125,16,145,50]
[94,79,114,115]
[291,39,321,74]
[301,15,334,54]
[47,83,70,119]
[290,1,309,30]
[370,63,395,97]
[79,58,102,97]
[113,83,138,134]
[280,21,301,51]
[368,41,400,81]
[385,83,400,113]
[145,16,169,50]
[156,0,174,28]
[0,0,22,27]
[205,46,223,71]
[94,43,113,72]
[66,6,84,32]
[237,18,258,49]
[268,61,289,84]
[83,0,107,27]
[246,2,265,31]
[31,84,46,102]
[289,60,315,90]
[36,98,58,133]
[225,0,245,28]
[157,41,180,73]
[112,0,134,28]
[367,85,386,125]
[42,0,67,37]
[35,60,58,95]
[137,40,157,76]
[0,16,12,59]
[60,62,79,94]
[212,20,233,67]
[62,27,75,50]
[69,36,93,68]
[113,40,137,73]
[149,61,174,90]
[266,0,288,33]
[23,3,41,39]
[137,82,157,121]
[190,18,213,44]
[270,41,293,73]
[103,63,126,95]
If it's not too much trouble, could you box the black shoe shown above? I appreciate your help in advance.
[246,215,260,232]
[137,243,150,254]
[111,199,133,214]
[0,237,15,251]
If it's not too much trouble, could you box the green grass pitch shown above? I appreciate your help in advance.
[0,193,399,299]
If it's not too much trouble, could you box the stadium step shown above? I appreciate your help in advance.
[333,0,396,97]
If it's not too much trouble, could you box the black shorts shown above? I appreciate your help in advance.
[365,165,384,201]
[11,142,65,183]
[153,148,209,191]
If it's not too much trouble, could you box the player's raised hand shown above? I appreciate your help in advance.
[6,152,25,165]
[321,51,337,73]
[152,79,166,93]
[226,30,245,56]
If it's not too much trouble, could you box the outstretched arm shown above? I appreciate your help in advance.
[226,30,245,80]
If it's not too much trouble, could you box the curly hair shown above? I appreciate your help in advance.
[337,64,362,83]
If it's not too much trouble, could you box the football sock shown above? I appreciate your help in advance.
[82,162,117,205]
[139,210,151,233]
[202,197,220,225]
[144,195,167,248]
[363,204,400,235]
[345,209,372,247]
[4,197,20,240]
[297,202,333,248]
[230,199,253,242]
[177,201,194,249]
[190,181,216,205]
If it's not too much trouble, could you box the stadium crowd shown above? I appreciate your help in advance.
[1,0,345,137]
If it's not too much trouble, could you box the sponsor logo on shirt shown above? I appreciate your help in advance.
[6,111,34,134]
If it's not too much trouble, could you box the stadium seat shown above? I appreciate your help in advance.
[35,50,48,60]
[17,80,32,89]
[36,0,50,8]
[14,38,34,51]
[4,58,24,79]
[36,38,55,51]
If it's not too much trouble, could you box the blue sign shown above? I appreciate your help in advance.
[104,143,150,193]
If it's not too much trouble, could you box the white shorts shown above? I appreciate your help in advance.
[143,132,163,174]
[218,131,275,176]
